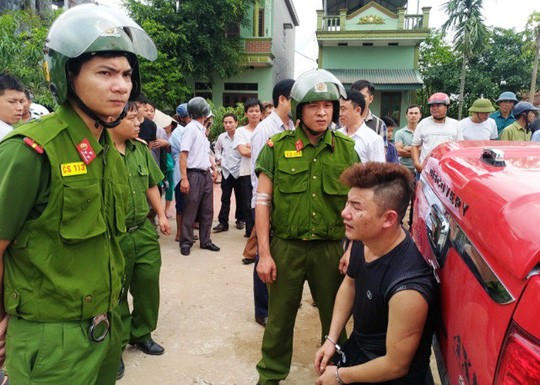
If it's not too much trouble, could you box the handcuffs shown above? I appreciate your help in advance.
[88,313,110,343]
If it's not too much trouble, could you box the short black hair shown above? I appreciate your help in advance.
[351,79,375,95]
[272,79,294,107]
[223,112,237,122]
[0,73,25,96]
[381,116,397,128]
[343,89,366,115]
[406,104,422,113]
[67,51,136,78]
[244,97,262,113]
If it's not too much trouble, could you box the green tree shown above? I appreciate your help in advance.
[442,0,489,119]
[525,12,540,102]
[124,0,255,110]
[0,10,55,107]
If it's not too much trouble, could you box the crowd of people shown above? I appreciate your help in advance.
[1,3,540,385]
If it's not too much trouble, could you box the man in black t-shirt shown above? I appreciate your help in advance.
[314,162,437,385]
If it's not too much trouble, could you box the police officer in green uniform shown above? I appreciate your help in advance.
[0,4,156,384]
[255,69,359,385]
[111,102,171,379]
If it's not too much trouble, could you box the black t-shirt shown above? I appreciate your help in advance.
[345,231,437,383]
[138,117,157,143]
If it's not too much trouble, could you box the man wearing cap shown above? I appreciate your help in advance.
[460,98,498,140]
[0,4,157,384]
[411,92,462,173]
[255,69,358,385]
[179,96,220,255]
[500,101,539,141]
[170,103,190,241]
[491,91,518,136]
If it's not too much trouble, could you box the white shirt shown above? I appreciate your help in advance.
[412,116,463,163]
[338,123,385,163]
[250,110,295,208]
[215,131,241,179]
[170,125,187,187]
[0,120,13,141]
[180,120,212,170]
[233,126,255,177]
[460,117,498,140]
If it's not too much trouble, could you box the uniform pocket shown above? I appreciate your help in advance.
[60,181,106,242]
[322,161,350,196]
[276,160,309,193]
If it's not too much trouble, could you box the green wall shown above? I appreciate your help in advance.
[322,46,415,69]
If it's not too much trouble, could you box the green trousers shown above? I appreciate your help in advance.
[5,307,122,385]
[256,238,345,385]
[119,219,162,349]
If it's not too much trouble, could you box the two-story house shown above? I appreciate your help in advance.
[192,0,299,107]
[316,0,430,126]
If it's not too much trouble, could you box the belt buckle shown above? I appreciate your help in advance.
[88,313,110,343]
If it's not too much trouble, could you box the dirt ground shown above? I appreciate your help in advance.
[120,185,441,385]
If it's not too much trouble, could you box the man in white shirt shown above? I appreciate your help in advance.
[338,89,385,163]
[0,73,26,140]
[412,92,462,173]
[179,97,220,256]
[233,98,262,238]
[460,98,498,140]
[213,113,242,232]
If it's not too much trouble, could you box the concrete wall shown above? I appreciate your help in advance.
[272,0,296,82]
[321,46,415,69]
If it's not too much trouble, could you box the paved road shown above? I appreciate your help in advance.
[120,184,441,385]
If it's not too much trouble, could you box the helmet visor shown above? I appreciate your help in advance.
[46,4,157,60]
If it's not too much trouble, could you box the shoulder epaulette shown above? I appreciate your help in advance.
[23,137,44,154]
[134,137,148,146]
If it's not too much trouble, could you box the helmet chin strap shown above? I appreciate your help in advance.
[432,114,446,122]
[71,92,126,129]
[302,122,325,137]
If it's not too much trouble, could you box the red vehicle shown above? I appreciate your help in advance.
[411,141,540,385]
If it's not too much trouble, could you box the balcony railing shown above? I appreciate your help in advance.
[317,7,431,32]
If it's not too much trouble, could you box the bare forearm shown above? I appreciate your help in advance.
[411,146,422,171]
[180,152,188,179]
[326,277,355,341]
[338,355,410,384]
[255,204,271,257]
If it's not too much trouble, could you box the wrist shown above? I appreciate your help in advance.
[335,367,345,385]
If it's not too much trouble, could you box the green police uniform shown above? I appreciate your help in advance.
[255,126,358,385]
[118,139,164,349]
[0,105,128,385]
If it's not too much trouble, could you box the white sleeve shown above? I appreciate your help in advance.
[412,123,423,146]
[233,128,247,149]
[214,134,224,162]
[180,127,195,152]
[489,119,498,140]
[372,136,386,162]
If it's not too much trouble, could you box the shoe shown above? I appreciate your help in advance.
[201,243,220,252]
[193,234,199,241]
[117,357,125,380]
[236,221,245,230]
[212,223,228,233]
[244,233,249,238]
[255,316,267,327]
[131,339,165,356]
[180,246,190,256]
[242,258,256,265]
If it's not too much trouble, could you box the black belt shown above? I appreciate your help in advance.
[187,168,209,175]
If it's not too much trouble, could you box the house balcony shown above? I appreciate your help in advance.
[243,37,274,67]
[316,6,431,46]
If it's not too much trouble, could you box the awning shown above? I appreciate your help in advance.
[326,69,423,90]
